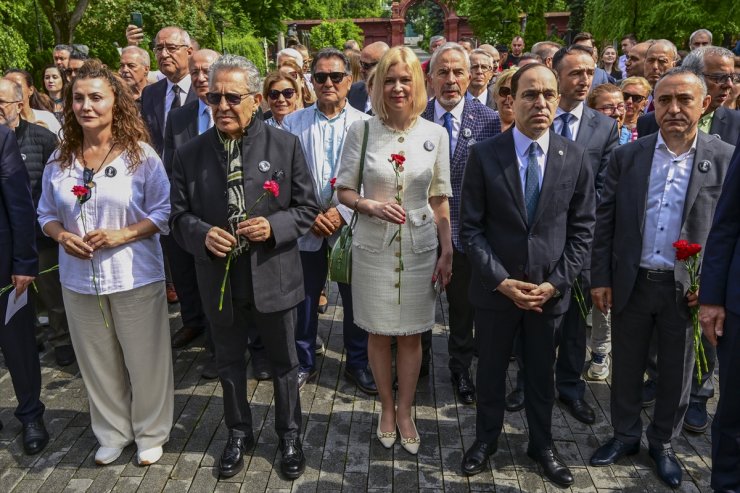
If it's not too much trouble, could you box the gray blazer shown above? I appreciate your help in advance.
[591,132,736,314]
[169,118,319,325]
[574,105,619,200]
[460,129,596,315]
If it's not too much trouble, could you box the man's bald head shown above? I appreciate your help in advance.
[190,49,221,100]
[360,42,389,81]
[626,41,651,77]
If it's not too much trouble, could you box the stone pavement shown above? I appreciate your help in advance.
[0,288,716,492]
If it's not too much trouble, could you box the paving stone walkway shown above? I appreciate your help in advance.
[0,288,716,492]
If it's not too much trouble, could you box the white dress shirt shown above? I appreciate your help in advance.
[165,76,192,123]
[554,102,585,140]
[468,89,489,106]
[434,98,465,154]
[513,127,549,192]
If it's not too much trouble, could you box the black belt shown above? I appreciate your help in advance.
[638,268,675,283]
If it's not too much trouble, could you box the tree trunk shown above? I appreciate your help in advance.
[38,0,90,44]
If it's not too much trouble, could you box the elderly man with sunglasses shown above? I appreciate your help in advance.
[348,41,389,114]
[282,48,376,394]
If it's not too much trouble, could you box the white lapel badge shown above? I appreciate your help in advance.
[258,160,271,173]
[424,140,435,151]
[698,160,711,173]
[462,128,472,138]
[558,150,564,156]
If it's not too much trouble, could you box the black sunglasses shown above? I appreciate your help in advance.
[205,92,251,106]
[622,92,646,103]
[268,88,297,100]
[360,61,378,71]
[498,86,512,98]
[78,168,95,204]
[313,72,348,84]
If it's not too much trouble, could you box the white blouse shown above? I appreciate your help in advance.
[37,143,170,295]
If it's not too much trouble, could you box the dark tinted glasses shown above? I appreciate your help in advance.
[313,72,347,84]
[79,168,94,204]
[498,86,512,98]
[268,88,297,100]
[205,92,251,106]
[360,61,378,71]
[622,92,646,103]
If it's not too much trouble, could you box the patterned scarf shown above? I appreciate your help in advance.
[220,131,248,256]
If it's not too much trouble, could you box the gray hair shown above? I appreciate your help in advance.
[429,42,470,73]
[155,26,191,46]
[429,35,446,47]
[209,54,261,93]
[311,48,350,75]
[531,41,561,62]
[54,44,72,54]
[689,29,713,45]
[681,46,735,74]
[470,49,493,64]
[648,39,679,61]
[277,48,303,68]
[656,67,707,98]
[0,78,23,101]
[121,46,150,67]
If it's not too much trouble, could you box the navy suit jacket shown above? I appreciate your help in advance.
[637,106,740,145]
[347,81,369,113]
[421,98,501,250]
[162,99,199,176]
[0,126,38,292]
[699,135,740,313]
[141,78,197,155]
[572,105,619,200]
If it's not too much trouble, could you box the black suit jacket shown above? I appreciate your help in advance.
[0,126,38,292]
[141,78,197,155]
[169,118,319,325]
[637,106,740,144]
[460,129,596,314]
[572,105,619,199]
[347,81,369,113]
[163,99,199,176]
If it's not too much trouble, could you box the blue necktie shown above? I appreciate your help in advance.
[525,142,540,226]
[442,112,453,158]
[559,112,573,140]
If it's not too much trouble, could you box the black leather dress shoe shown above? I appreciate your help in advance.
[23,419,49,455]
[527,447,574,487]
[201,355,218,380]
[219,432,255,478]
[590,437,639,466]
[171,326,203,349]
[345,367,378,395]
[451,370,476,405]
[251,357,272,381]
[649,446,682,488]
[297,369,317,390]
[279,438,306,479]
[505,388,525,412]
[462,439,496,476]
[559,397,596,424]
[54,344,76,366]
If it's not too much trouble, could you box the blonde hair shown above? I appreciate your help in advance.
[370,46,427,121]
[619,76,651,95]
[492,67,518,109]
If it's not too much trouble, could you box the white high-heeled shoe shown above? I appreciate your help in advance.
[398,418,420,455]
[95,446,123,465]
[376,411,397,448]
[137,446,163,465]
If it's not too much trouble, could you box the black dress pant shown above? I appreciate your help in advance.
[0,297,44,424]
[475,306,562,451]
[211,299,301,439]
[162,234,208,330]
[445,249,475,372]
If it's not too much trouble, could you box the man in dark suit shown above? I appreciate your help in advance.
[140,26,197,155]
[460,63,595,487]
[0,126,49,455]
[698,138,740,493]
[508,45,619,420]
[635,46,740,430]
[170,55,318,480]
[589,68,735,488]
[347,41,388,114]
[466,49,497,109]
[420,42,501,405]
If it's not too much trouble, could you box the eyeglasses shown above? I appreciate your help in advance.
[313,72,348,84]
[268,88,297,100]
[471,64,492,72]
[520,89,558,102]
[596,104,625,115]
[497,86,512,98]
[703,73,740,84]
[360,61,378,71]
[622,92,647,103]
[78,168,95,204]
[205,92,252,106]
[153,44,188,54]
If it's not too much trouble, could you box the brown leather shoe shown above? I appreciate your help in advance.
[166,283,179,303]
[317,293,329,314]
[172,326,204,349]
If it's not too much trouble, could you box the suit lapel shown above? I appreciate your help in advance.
[575,107,595,145]
[709,106,726,140]
[421,100,434,122]
[186,103,199,139]
[499,131,528,224]
[634,136,656,231]
[682,133,712,223]
[452,101,475,166]
[532,133,564,227]
[153,81,167,135]
[185,86,198,105]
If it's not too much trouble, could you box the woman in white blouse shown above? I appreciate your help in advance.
[37,60,173,467]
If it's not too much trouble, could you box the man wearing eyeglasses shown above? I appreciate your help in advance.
[467,49,496,110]
[140,26,197,156]
[348,41,389,114]
[283,48,376,395]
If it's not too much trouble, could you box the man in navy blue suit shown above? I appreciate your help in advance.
[0,125,48,455]
[420,42,501,405]
[698,138,740,493]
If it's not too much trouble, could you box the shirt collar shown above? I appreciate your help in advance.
[315,101,348,122]
[166,76,192,96]
[198,99,210,115]
[556,101,585,121]
[434,97,465,122]
[513,127,550,159]
[655,131,698,158]
[699,111,714,126]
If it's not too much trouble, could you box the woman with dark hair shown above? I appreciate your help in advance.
[4,69,61,135]
[262,71,301,129]
[43,65,66,123]
[37,59,173,467]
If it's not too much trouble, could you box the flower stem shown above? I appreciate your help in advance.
[218,252,232,311]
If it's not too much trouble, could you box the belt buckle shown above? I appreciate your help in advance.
[646,269,668,282]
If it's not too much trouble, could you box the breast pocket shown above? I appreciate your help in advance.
[354,215,391,253]
[408,205,438,253]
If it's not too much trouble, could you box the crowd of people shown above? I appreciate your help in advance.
[1,21,739,492]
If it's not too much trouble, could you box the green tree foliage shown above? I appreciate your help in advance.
[310,20,363,50]
[0,1,32,70]
[584,0,739,49]
[406,1,445,51]
[465,0,522,45]
[37,0,90,44]
[223,34,269,74]
[524,0,547,45]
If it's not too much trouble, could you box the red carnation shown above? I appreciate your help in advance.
[71,185,88,198]
[330,177,337,190]
[263,180,280,197]
[390,153,406,165]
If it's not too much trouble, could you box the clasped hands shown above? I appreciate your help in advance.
[497,279,557,312]
[58,229,128,260]
[205,217,272,257]
[311,207,345,237]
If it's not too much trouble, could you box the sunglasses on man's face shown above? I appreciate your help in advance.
[360,61,378,71]
[268,88,297,100]
[205,92,251,106]
[313,72,348,84]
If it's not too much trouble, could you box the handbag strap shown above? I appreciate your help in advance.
[348,120,369,229]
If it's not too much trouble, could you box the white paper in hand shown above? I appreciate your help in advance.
[5,288,28,325]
